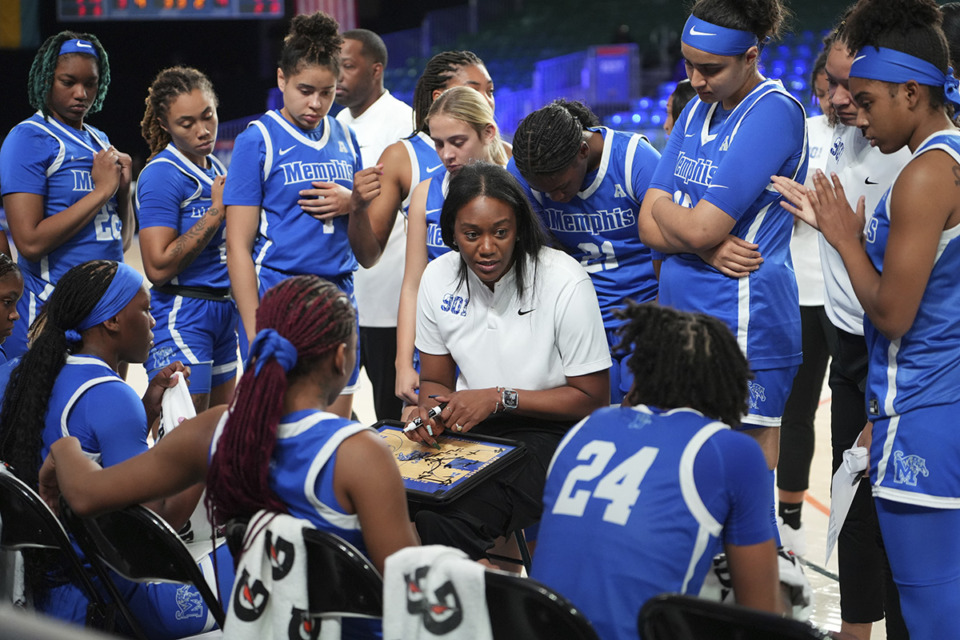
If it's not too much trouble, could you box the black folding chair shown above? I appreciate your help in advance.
[0,467,125,633]
[639,593,832,640]
[485,569,601,640]
[62,502,225,631]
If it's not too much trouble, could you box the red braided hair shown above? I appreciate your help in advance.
[206,276,355,525]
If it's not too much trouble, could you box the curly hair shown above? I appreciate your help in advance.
[512,99,600,178]
[140,66,217,158]
[206,276,356,526]
[28,31,110,117]
[412,50,486,135]
[618,301,752,427]
[279,11,342,77]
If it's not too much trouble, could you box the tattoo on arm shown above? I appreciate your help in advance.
[171,207,223,274]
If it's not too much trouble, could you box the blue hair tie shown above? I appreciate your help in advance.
[681,15,759,57]
[58,39,99,59]
[246,329,298,376]
[64,329,82,343]
[852,47,960,108]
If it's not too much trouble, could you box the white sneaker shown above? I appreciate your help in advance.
[777,516,807,558]
[778,547,813,621]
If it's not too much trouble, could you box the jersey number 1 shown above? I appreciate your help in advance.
[552,440,659,525]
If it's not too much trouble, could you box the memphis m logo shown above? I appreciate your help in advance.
[72,169,94,191]
[280,159,353,185]
[893,450,929,487]
[674,151,717,187]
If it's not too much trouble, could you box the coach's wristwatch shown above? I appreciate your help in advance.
[500,387,519,412]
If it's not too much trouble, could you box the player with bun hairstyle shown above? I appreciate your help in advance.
[509,98,661,404]
[136,66,237,415]
[0,30,132,360]
[789,0,960,635]
[225,12,382,419]
[638,0,806,550]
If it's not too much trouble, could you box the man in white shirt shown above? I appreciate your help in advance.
[336,29,415,421]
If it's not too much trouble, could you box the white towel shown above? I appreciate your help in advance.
[224,511,314,640]
[383,545,492,640]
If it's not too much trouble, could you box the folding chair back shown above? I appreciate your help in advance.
[67,503,225,629]
[639,594,832,640]
[0,468,116,631]
[485,569,600,640]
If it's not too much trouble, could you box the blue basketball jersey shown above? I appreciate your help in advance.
[508,128,660,327]
[135,143,228,288]
[0,113,125,286]
[864,131,960,419]
[649,80,807,369]
[533,405,773,640]
[400,131,444,215]
[223,111,361,279]
[423,172,452,262]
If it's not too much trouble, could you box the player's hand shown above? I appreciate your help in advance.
[697,235,763,278]
[91,147,123,197]
[37,451,62,514]
[771,175,820,230]
[211,175,226,212]
[116,149,133,191]
[143,361,191,420]
[809,170,866,254]
[349,165,383,213]
[395,362,420,406]
[298,182,352,219]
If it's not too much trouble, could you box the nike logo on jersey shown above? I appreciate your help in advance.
[426,164,443,173]
[279,145,296,156]
[518,308,535,316]
[864,177,878,185]
[688,26,716,36]
[425,208,442,215]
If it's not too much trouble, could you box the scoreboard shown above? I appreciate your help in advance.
[57,0,284,20]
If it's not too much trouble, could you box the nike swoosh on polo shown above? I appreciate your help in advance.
[518,308,535,316]
[425,208,442,215]
[864,177,878,185]
[689,26,716,36]
[279,146,295,156]
[426,164,443,173]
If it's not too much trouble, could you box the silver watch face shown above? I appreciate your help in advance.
[502,388,519,410]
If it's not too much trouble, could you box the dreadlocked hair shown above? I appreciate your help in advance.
[439,163,547,299]
[617,301,752,427]
[141,66,217,158]
[426,86,507,166]
[512,99,600,178]
[206,276,356,527]
[0,259,118,607]
[845,0,950,107]
[28,31,110,117]
[0,252,21,282]
[412,50,485,135]
[279,11,342,77]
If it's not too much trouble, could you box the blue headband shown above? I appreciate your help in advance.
[58,39,99,59]
[66,263,143,342]
[681,15,759,56]
[246,329,298,377]
[851,46,960,108]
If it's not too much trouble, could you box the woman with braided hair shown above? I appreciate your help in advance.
[0,259,230,637]
[532,302,780,639]
[0,254,24,364]
[225,11,382,419]
[37,276,416,612]
[0,31,133,360]
[508,98,661,404]
[136,66,237,415]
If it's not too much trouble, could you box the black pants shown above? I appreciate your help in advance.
[359,326,404,421]
[830,328,907,637]
[414,414,568,561]
[778,306,833,492]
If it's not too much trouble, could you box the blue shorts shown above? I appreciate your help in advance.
[738,365,799,430]
[43,542,234,639]
[249,265,360,394]
[871,400,960,506]
[146,292,239,395]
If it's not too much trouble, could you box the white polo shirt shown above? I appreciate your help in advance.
[791,114,832,307]
[416,246,612,391]
[819,123,911,334]
[337,90,414,327]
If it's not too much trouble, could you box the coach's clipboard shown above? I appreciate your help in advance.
[374,419,526,505]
